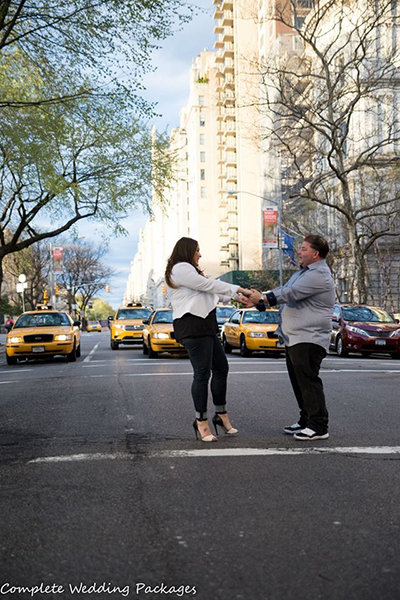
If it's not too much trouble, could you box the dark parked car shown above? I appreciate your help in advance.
[330,303,400,358]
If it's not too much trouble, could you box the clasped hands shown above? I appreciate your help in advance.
[236,287,265,308]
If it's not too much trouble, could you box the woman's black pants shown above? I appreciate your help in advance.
[182,335,229,420]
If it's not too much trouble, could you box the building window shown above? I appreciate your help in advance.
[199,95,205,106]
[200,115,205,127]
[200,133,205,145]
[201,187,206,198]
[294,16,305,30]
[200,169,206,180]
[200,151,206,162]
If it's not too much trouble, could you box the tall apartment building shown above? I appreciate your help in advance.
[124,52,223,306]
[124,2,267,306]
[214,0,263,271]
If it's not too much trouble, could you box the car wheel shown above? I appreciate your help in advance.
[6,354,17,365]
[240,335,251,357]
[336,335,348,357]
[222,334,232,354]
[148,340,158,358]
[142,338,149,355]
[76,343,81,358]
[110,340,119,350]
[67,343,77,362]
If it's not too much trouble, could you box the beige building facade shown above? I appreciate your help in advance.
[125,1,266,307]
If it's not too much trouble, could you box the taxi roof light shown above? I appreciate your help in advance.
[35,304,53,310]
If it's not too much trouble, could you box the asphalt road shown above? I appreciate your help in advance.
[1,331,400,600]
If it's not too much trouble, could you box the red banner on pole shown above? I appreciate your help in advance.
[52,247,64,274]
[263,209,278,248]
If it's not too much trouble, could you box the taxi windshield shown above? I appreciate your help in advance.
[152,310,173,324]
[14,312,71,328]
[342,306,394,323]
[216,307,235,320]
[116,308,152,320]
[243,311,280,324]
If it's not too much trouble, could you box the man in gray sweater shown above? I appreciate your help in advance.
[248,235,335,440]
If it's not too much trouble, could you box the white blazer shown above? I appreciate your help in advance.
[167,262,240,319]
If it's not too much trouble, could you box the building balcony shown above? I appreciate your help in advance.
[221,0,233,9]
[222,12,233,26]
[223,30,234,43]
[224,58,234,72]
[223,44,234,57]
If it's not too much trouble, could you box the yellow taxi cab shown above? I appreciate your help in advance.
[142,308,185,358]
[87,320,101,332]
[5,305,81,365]
[109,303,152,350]
[221,307,283,356]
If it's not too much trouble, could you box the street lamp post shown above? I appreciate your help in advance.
[16,273,27,312]
[227,190,283,288]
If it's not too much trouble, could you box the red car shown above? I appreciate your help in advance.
[330,304,400,358]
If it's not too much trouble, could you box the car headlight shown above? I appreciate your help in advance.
[347,326,369,337]
[55,334,72,341]
[153,332,169,339]
[248,332,266,338]
[8,336,23,343]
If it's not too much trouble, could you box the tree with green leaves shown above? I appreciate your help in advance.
[0,0,192,292]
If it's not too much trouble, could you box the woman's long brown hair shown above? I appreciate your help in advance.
[165,237,204,288]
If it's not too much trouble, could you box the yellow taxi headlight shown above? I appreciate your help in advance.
[153,332,169,339]
[55,334,72,341]
[248,332,266,338]
[9,336,23,343]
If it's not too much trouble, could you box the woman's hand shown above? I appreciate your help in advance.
[237,287,252,297]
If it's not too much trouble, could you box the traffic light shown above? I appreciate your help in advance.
[54,283,59,296]
[105,285,110,293]
[88,301,93,309]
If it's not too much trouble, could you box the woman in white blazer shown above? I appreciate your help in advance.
[165,237,251,442]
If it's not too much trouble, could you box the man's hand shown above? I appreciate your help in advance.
[249,288,264,304]
[237,287,252,297]
[238,295,255,308]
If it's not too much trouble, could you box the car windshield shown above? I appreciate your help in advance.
[342,306,395,323]
[152,310,173,324]
[116,309,152,320]
[216,307,235,320]
[243,311,280,324]
[89,321,99,325]
[14,312,71,328]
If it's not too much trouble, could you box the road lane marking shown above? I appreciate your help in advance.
[29,452,128,463]
[83,343,99,363]
[27,446,400,464]
[150,447,400,457]
[0,369,33,374]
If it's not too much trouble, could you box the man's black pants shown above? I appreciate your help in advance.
[285,343,328,434]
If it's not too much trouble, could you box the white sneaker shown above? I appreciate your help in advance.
[293,427,329,441]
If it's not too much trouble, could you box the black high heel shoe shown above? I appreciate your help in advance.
[193,420,217,442]
[212,413,238,436]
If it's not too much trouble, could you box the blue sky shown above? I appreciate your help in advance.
[79,1,216,309]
